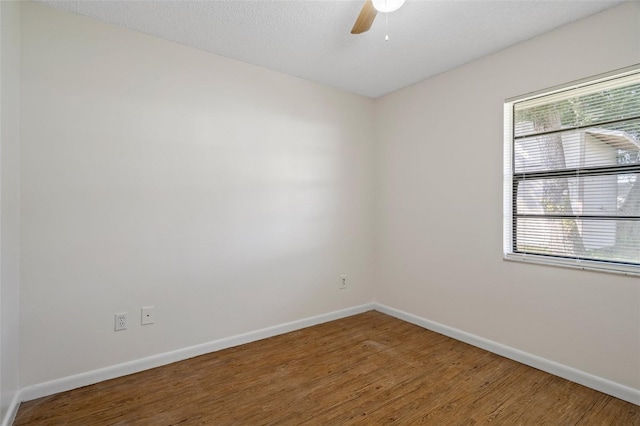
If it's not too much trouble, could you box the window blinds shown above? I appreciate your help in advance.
[509,69,640,270]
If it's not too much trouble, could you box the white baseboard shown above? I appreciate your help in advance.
[18,303,374,404]
[374,303,640,406]
[1,391,21,426]
[7,300,638,426]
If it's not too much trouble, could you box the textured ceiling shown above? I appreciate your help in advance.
[41,0,625,98]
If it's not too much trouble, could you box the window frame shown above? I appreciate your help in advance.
[503,65,640,277]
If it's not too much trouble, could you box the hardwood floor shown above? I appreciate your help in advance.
[14,311,640,425]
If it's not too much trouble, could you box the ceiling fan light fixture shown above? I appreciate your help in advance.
[371,0,405,13]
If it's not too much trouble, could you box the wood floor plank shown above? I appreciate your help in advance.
[14,311,640,425]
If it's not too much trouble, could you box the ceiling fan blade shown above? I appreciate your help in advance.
[351,0,377,34]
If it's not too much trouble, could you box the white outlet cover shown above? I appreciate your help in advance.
[141,306,154,325]
[339,275,348,290]
[114,313,127,331]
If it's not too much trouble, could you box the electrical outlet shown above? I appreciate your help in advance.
[339,274,348,290]
[141,306,154,325]
[114,313,127,331]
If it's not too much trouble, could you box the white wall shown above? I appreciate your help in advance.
[0,0,21,420]
[11,0,640,405]
[375,1,640,391]
[19,2,374,387]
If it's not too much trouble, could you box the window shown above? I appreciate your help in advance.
[504,66,640,275]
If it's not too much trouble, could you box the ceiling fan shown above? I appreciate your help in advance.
[351,0,406,35]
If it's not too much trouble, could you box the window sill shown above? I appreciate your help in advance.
[503,253,640,277]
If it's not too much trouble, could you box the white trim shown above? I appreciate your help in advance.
[503,64,640,277]
[503,102,514,256]
[505,63,640,103]
[7,300,638,422]
[18,303,374,403]
[373,303,640,406]
[504,253,640,277]
[1,391,21,426]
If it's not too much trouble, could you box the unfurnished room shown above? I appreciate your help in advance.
[0,0,639,424]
